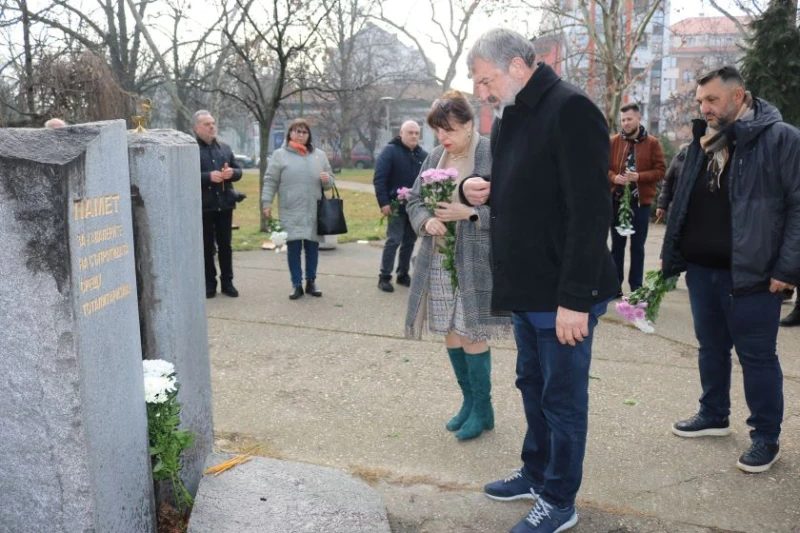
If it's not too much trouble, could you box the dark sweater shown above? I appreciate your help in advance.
[679,156,732,269]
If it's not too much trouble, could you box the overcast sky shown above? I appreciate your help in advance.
[187,0,751,92]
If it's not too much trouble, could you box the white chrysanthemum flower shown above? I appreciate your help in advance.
[144,375,176,404]
[615,226,636,237]
[143,359,175,378]
[270,231,288,247]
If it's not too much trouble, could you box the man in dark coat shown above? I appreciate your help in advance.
[661,66,800,473]
[373,120,427,292]
[195,110,243,298]
[461,29,618,533]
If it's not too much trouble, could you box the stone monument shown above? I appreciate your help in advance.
[0,120,155,533]
[127,129,213,501]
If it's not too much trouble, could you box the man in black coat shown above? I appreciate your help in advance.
[661,66,800,473]
[373,120,427,292]
[461,29,618,533]
[195,110,243,298]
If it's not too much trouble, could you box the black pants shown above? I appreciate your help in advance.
[203,209,233,289]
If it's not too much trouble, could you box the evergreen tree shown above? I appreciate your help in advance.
[739,0,800,126]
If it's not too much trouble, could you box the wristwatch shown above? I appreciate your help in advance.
[469,208,479,222]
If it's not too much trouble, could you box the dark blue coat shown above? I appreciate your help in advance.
[661,99,800,293]
[372,137,427,210]
[198,137,243,213]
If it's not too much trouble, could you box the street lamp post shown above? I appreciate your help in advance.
[380,96,394,141]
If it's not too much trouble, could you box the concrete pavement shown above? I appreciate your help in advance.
[206,224,800,533]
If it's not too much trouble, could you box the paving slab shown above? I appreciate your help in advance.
[189,453,390,533]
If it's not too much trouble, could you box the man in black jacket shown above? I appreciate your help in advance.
[195,110,243,298]
[462,29,618,533]
[661,66,799,474]
[373,120,427,292]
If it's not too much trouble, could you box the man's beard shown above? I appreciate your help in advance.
[708,101,738,129]
[491,79,524,119]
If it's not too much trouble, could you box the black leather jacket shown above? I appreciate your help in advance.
[661,99,800,294]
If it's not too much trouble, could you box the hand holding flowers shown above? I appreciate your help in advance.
[381,187,411,225]
[420,168,459,289]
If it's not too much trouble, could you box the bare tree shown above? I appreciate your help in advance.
[376,0,493,91]
[7,0,159,93]
[217,0,334,230]
[535,0,666,129]
[312,0,430,163]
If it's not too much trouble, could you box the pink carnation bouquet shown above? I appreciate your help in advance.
[616,270,678,333]
[381,186,411,225]
[419,168,459,289]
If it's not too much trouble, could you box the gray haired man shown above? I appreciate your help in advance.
[461,29,618,533]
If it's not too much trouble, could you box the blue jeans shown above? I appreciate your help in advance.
[685,264,784,444]
[513,310,602,509]
[286,239,319,286]
[610,204,651,291]
[380,212,417,278]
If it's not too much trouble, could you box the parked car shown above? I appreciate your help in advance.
[350,146,374,169]
[233,154,257,169]
[327,154,343,173]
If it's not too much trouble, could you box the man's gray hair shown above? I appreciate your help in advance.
[467,29,536,74]
[193,109,213,126]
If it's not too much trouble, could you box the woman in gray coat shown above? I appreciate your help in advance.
[405,91,511,441]
[262,118,335,300]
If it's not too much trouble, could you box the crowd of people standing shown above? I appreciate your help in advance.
[196,27,799,533]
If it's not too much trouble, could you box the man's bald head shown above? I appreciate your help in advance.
[399,120,420,150]
[44,118,67,129]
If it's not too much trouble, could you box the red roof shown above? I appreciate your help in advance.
[671,16,749,36]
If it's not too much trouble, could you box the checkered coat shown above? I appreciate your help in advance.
[405,137,512,340]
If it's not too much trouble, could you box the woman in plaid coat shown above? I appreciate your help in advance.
[405,91,511,441]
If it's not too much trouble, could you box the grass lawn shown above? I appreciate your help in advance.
[231,169,386,251]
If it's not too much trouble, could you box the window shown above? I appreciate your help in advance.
[682,70,694,84]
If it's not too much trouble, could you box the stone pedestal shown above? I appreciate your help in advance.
[0,121,155,533]
[127,130,213,501]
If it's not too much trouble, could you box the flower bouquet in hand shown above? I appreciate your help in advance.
[420,168,459,289]
[143,359,195,512]
[616,270,678,333]
[267,216,288,253]
[615,179,636,237]
[381,187,411,225]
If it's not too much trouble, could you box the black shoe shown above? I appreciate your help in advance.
[737,441,780,473]
[289,285,304,300]
[396,274,411,287]
[671,413,731,438]
[221,284,239,297]
[378,277,394,292]
[206,284,216,298]
[780,306,800,327]
[305,279,322,297]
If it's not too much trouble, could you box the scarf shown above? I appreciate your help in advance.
[289,140,308,155]
[699,91,754,191]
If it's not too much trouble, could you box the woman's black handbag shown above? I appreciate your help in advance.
[317,183,348,235]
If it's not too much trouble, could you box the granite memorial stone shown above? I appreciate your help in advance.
[127,130,213,501]
[0,120,155,533]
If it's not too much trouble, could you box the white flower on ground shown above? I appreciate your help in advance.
[144,375,176,404]
[143,359,175,378]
